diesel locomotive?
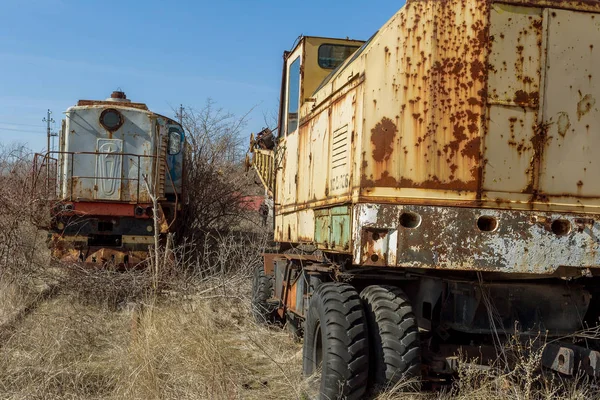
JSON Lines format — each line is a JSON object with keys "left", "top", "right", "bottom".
{"left": 35, "top": 91, "right": 186, "bottom": 267}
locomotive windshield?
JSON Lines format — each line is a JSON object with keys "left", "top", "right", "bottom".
{"left": 168, "top": 127, "right": 183, "bottom": 155}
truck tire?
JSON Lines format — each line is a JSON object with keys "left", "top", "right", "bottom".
{"left": 302, "top": 282, "right": 369, "bottom": 400}
{"left": 251, "top": 265, "right": 278, "bottom": 324}
{"left": 360, "top": 285, "right": 421, "bottom": 392}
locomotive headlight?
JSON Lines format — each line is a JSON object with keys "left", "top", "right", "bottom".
{"left": 100, "top": 108, "right": 123, "bottom": 131}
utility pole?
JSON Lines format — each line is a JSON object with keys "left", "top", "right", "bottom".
{"left": 42, "top": 109, "right": 55, "bottom": 196}
{"left": 42, "top": 109, "right": 54, "bottom": 154}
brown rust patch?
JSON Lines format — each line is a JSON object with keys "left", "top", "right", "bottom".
{"left": 470, "top": 60, "right": 486, "bottom": 82}
{"left": 577, "top": 94, "right": 596, "bottom": 120}
{"left": 371, "top": 117, "right": 398, "bottom": 162}
{"left": 461, "top": 137, "right": 481, "bottom": 159}
{"left": 398, "top": 176, "right": 478, "bottom": 192}
{"left": 467, "top": 97, "right": 483, "bottom": 107}
{"left": 444, "top": 124, "right": 468, "bottom": 158}
{"left": 514, "top": 90, "right": 539, "bottom": 107}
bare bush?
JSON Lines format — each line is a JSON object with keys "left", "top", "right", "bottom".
{"left": 53, "top": 265, "right": 155, "bottom": 310}
{"left": 0, "top": 144, "right": 49, "bottom": 278}
{"left": 177, "top": 99, "right": 259, "bottom": 235}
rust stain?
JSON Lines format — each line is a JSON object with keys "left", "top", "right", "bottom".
{"left": 577, "top": 94, "right": 596, "bottom": 120}
{"left": 361, "top": 173, "right": 477, "bottom": 191}
{"left": 444, "top": 124, "right": 468, "bottom": 158}
{"left": 371, "top": 117, "right": 398, "bottom": 162}
{"left": 526, "top": 122, "right": 550, "bottom": 198}
{"left": 398, "top": 176, "right": 478, "bottom": 191}
{"left": 514, "top": 90, "right": 539, "bottom": 107}
{"left": 470, "top": 60, "right": 486, "bottom": 82}
{"left": 461, "top": 137, "right": 481, "bottom": 159}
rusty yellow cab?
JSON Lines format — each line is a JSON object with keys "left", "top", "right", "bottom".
{"left": 249, "top": 1, "right": 600, "bottom": 397}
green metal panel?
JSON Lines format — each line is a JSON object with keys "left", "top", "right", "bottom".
{"left": 314, "top": 206, "right": 351, "bottom": 251}
{"left": 314, "top": 209, "right": 329, "bottom": 245}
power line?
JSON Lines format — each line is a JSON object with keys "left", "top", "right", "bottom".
{"left": 0, "top": 121, "right": 45, "bottom": 128}
{"left": 0, "top": 127, "right": 42, "bottom": 134}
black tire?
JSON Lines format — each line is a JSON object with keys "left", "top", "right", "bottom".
{"left": 360, "top": 285, "right": 421, "bottom": 392}
{"left": 302, "top": 282, "right": 369, "bottom": 400}
{"left": 251, "top": 265, "right": 278, "bottom": 324}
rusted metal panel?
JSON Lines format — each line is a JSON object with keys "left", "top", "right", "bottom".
{"left": 274, "top": 213, "right": 284, "bottom": 241}
{"left": 352, "top": 203, "right": 600, "bottom": 274}
{"left": 62, "top": 106, "right": 156, "bottom": 203}
{"left": 483, "top": 4, "right": 544, "bottom": 195}
{"left": 498, "top": 0, "right": 600, "bottom": 13}
{"left": 61, "top": 201, "right": 150, "bottom": 217}
{"left": 312, "top": 206, "right": 351, "bottom": 251}
{"left": 328, "top": 93, "right": 355, "bottom": 199}
{"left": 330, "top": 206, "right": 351, "bottom": 251}
{"left": 360, "top": 0, "right": 487, "bottom": 195}
{"left": 296, "top": 123, "right": 312, "bottom": 205}
{"left": 539, "top": 9, "right": 600, "bottom": 199}
{"left": 76, "top": 99, "right": 148, "bottom": 110}
{"left": 314, "top": 209, "right": 329, "bottom": 245}
{"left": 279, "top": 133, "right": 299, "bottom": 208}
{"left": 483, "top": 108, "right": 538, "bottom": 193}
{"left": 487, "top": 4, "right": 543, "bottom": 107}
{"left": 308, "top": 110, "right": 329, "bottom": 200}
{"left": 296, "top": 209, "right": 315, "bottom": 242}
{"left": 280, "top": 213, "right": 298, "bottom": 242}
{"left": 262, "top": 253, "right": 282, "bottom": 275}
{"left": 50, "top": 233, "right": 148, "bottom": 267}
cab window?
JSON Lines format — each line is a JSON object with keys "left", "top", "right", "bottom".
{"left": 286, "top": 57, "right": 300, "bottom": 135}
{"left": 168, "top": 127, "right": 183, "bottom": 155}
{"left": 318, "top": 44, "right": 360, "bottom": 69}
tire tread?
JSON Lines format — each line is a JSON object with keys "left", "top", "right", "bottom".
{"left": 361, "top": 285, "right": 421, "bottom": 391}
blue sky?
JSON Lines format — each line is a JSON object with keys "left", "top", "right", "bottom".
{"left": 0, "top": 0, "right": 404, "bottom": 151}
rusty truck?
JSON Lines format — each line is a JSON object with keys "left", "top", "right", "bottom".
{"left": 248, "top": 0, "right": 600, "bottom": 398}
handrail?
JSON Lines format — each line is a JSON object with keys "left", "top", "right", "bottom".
{"left": 164, "top": 157, "right": 178, "bottom": 229}
{"left": 39, "top": 150, "right": 160, "bottom": 202}
{"left": 32, "top": 152, "right": 58, "bottom": 199}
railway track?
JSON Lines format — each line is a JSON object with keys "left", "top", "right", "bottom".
{"left": 0, "top": 284, "right": 59, "bottom": 345}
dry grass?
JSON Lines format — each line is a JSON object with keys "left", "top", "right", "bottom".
{"left": 376, "top": 339, "right": 599, "bottom": 400}
{"left": 115, "top": 291, "right": 302, "bottom": 399}
{"left": 0, "top": 277, "right": 35, "bottom": 326}
{"left": 0, "top": 279, "right": 303, "bottom": 400}
{"left": 0, "top": 268, "right": 598, "bottom": 400}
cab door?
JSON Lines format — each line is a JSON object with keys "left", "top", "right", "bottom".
{"left": 277, "top": 44, "right": 303, "bottom": 210}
